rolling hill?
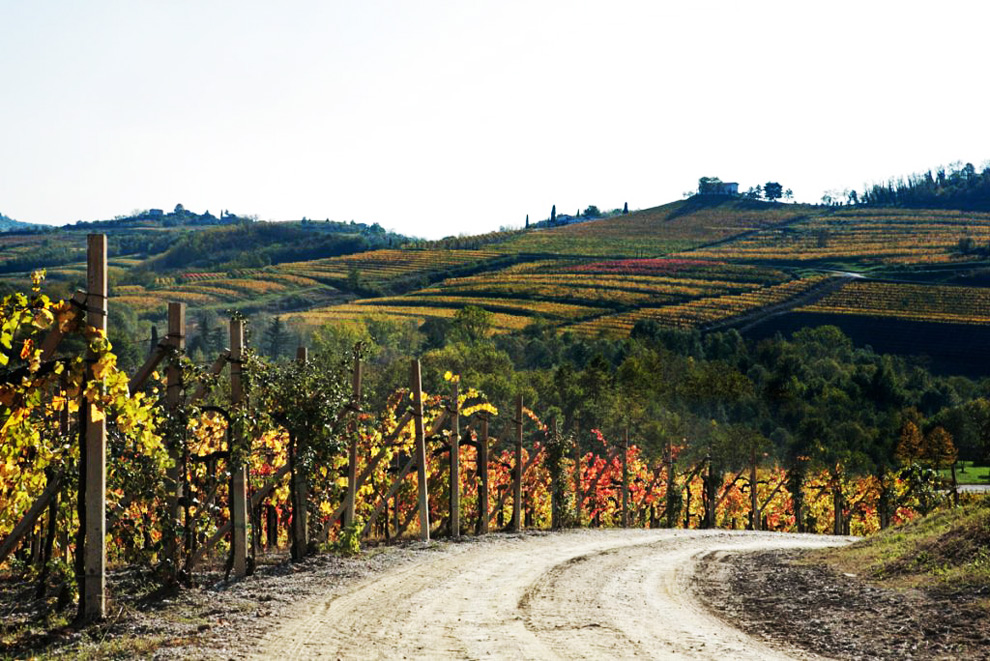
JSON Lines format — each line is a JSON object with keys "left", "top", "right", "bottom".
{"left": 4, "top": 196, "right": 990, "bottom": 374}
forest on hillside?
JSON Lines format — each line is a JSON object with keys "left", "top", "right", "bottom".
{"left": 306, "top": 307, "right": 987, "bottom": 502}
{"left": 857, "top": 161, "right": 990, "bottom": 211}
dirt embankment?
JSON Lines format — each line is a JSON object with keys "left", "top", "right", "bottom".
{"left": 697, "top": 549, "right": 990, "bottom": 661}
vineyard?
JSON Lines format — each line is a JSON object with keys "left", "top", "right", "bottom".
{"left": 287, "top": 258, "right": 799, "bottom": 337}
{"left": 683, "top": 207, "right": 990, "bottom": 265}
{"left": 492, "top": 199, "right": 814, "bottom": 257}
{"left": 1, "top": 236, "right": 953, "bottom": 632}
{"left": 798, "top": 280, "right": 990, "bottom": 325}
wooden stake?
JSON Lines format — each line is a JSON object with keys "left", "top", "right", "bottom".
{"left": 229, "top": 318, "right": 248, "bottom": 577}
{"left": 574, "top": 440, "right": 582, "bottom": 526}
{"left": 164, "top": 302, "right": 185, "bottom": 576}
{"left": 290, "top": 347, "right": 309, "bottom": 560}
{"left": 81, "top": 234, "right": 107, "bottom": 621}
{"left": 449, "top": 380, "right": 460, "bottom": 537}
{"left": 344, "top": 352, "right": 362, "bottom": 527}
{"left": 622, "top": 427, "right": 630, "bottom": 528}
{"left": 477, "top": 415, "right": 489, "bottom": 535}
{"left": 512, "top": 395, "right": 523, "bottom": 532}
{"left": 666, "top": 438, "right": 675, "bottom": 529}
{"left": 412, "top": 360, "right": 430, "bottom": 541}
{"left": 750, "top": 447, "right": 760, "bottom": 531}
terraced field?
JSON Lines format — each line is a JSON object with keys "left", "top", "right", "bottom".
{"left": 683, "top": 207, "right": 990, "bottom": 265}
{"left": 276, "top": 248, "right": 504, "bottom": 286}
{"left": 566, "top": 276, "right": 830, "bottom": 337}
{"left": 798, "top": 280, "right": 990, "bottom": 325}
{"left": 494, "top": 199, "right": 813, "bottom": 257}
{"left": 287, "top": 257, "right": 800, "bottom": 337}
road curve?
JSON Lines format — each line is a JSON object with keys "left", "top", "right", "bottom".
{"left": 255, "top": 529, "right": 852, "bottom": 660}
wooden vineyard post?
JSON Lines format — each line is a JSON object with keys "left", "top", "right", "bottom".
{"left": 412, "top": 360, "right": 430, "bottom": 541}
{"left": 290, "top": 347, "right": 309, "bottom": 560}
{"left": 512, "top": 395, "right": 523, "bottom": 532}
{"left": 574, "top": 439, "right": 582, "bottom": 526}
{"left": 477, "top": 414, "right": 490, "bottom": 535}
{"left": 80, "top": 234, "right": 107, "bottom": 621}
{"left": 665, "top": 438, "right": 675, "bottom": 529}
{"left": 750, "top": 447, "right": 760, "bottom": 531}
{"left": 622, "top": 427, "right": 630, "bottom": 528}
{"left": 344, "top": 352, "right": 362, "bottom": 528}
{"left": 164, "top": 302, "right": 185, "bottom": 576}
{"left": 229, "top": 318, "right": 249, "bottom": 577}
{"left": 449, "top": 379, "right": 460, "bottom": 537}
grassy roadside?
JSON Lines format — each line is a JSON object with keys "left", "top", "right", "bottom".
{"left": 939, "top": 461, "right": 990, "bottom": 485}
{"left": 813, "top": 498, "right": 990, "bottom": 601}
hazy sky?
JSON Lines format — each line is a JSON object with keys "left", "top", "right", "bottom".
{"left": 2, "top": 1, "right": 988, "bottom": 238}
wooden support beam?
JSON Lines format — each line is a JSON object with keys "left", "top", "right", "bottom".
{"left": 489, "top": 445, "right": 543, "bottom": 525}
{"left": 81, "top": 233, "right": 107, "bottom": 621}
{"left": 361, "top": 454, "right": 416, "bottom": 537}
{"left": 512, "top": 395, "right": 523, "bottom": 532}
{"left": 189, "top": 351, "right": 231, "bottom": 404}
{"left": 127, "top": 345, "right": 167, "bottom": 394}
{"left": 449, "top": 380, "right": 460, "bottom": 537}
{"left": 229, "top": 318, "right": 248, "bottom": 577}
{"left": 715, "top": 466, "right": 748, "bottom": 510}
{"left": 0, "top": 473, "right": 62, "bottom": 567}
{"left": 39, "top": 291, "right": 86, "bottom": 363}
{"left": 188, "top": 463, "right": 290, "bottom": 569}
{"left": 412, "top": 359, "right": 429, "bottom": 542}
{"left": 760, "top": 476, "right": 789, "bottom": 513}
{"left": 318, "top": 411, "right": 416, "bottom": 541}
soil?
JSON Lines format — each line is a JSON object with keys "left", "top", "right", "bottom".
{"left": 695, "top": 549, "right": 990, "bottom": 661}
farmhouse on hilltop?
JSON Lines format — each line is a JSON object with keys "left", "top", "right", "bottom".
{"left": 697, "top": 177, "right": 739, "bottom": 196}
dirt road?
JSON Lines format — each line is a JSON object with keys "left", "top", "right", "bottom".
{"left": 256, "top": 529, "right": 853, "bottom": 660}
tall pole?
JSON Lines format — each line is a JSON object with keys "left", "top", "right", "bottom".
{"left": 512, "top": 395, "right": 523, "bottom": 532}
{"left": 412, "top": 360, "right": 430, "bottom": 541}
{"left": 229, "top": 318, "right": 248, "bottom": 577}
{"left": 290, "top": 347, "right": 309, "bottom": 559}
{"left": 81, "top": 234, "right": 107, "bottom": 621}
{"left": 478, "top": 414, "right": 490, "bottom": 535}
{"left": 622, "top": 427, "right": 630, "bottom": 528}
{"left": 165, "top": 302, "right": 185, "bottom": 575}
{"left": 449, "top": 379, "right": 460, "bottom": 537}
{"left": 750, "top": 446, "right": 760, "bottom": 531}
{"left": 574, "top": 435, "right": 583, "bottom": 526}
{"left": 344, "top": 352, "right": 362, "bottom": 528}
{"left": 666, "top": 438, "right": 675, "bottom": 529}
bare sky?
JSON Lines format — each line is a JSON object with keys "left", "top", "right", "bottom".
{"left": 2, "top": 1, "right": 988, "bottom": 238}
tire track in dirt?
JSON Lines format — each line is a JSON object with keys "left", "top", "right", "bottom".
{"left": 256, "top": 529, "right": 852, "bottom": 660}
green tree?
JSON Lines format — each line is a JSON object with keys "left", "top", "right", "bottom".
{"left": 583, "top": 205, "right": 601, "bottom": 218}
{"left": 450, "top": 305, "right": 493, "bottom": 344}
{"left": 764, "top": 182, "right": 783, "bottom": 202}
{"left": 263, "top": 316, "right": 292, "bottom": 360}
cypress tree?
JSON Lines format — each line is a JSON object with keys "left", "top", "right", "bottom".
{"left": 550, "top": 205, "right": 556, "bottom": 224}
{"left": 623, "top": 202, "right": 628, "bottom": 214}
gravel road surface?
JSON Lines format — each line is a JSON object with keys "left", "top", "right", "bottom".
{"left": 256, "top": 529, "right": 853, "bottom": 660}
